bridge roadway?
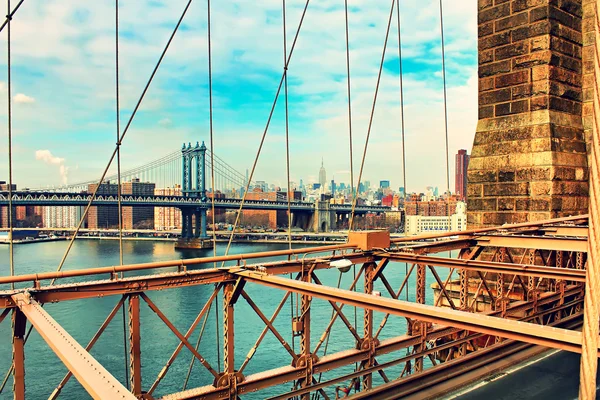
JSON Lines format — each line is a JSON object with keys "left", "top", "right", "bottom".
{"left": 0, "top": 191, "right": 389, "bottom": 214}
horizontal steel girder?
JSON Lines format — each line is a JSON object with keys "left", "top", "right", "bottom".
{"left": 475, "top": 234, "right": 587, "bottom": 252}
{"left": 235, "top": 270, "right": 595, "bottom": 354}
{"left": 379, "top": 253, "right": 587, "bottom": 282}
{"left": 0, "top": 253, "right": 374, "bottom": 308}
{"left": 0, "top": 243, "right": 356, "bottom": 286}
{"left": 10, "top": 293, "right": 134, "bottom": 400}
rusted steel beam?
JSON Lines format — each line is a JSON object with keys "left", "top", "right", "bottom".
{"left": 310, "top": 273, "right": 362, "bottom": 343}
{"left": 236, "top": 271, "right": 591, "bottom": 353}
{"left": 390, "top": 214, "right": 588, "bottom": 244}
{"left": 380, "top": 252, "right": 586, "bottom": 282}
{"left": 163, "top": 292, "right": 580, "bottom": 400}
{"left": 147, "top": 286, "right": 220, "bottom": 396}
{"left": 541, "top": 226, "right": 589, "bottom": 237}
{"left": 129, "top": 294, "right": 142, "bottom": 396}
{"left": 402, "top": 237, "right": 476, "bottom": 254}
{"left": 0, "top": 243, "right": 357, "bottom": 286}
{"left": 49, "top": 296, "right": 126, "bottom": 400}
{"left": 139, "top": 293, "right": 219, "bottom": 379}
{"left": 299, "top": 272, "right": 313, "bottom": 400}
{"left": 312, "top": 266, "right": 364, "bottom": 355}
{"left": 10, "top": 293, "right": 133, "bottom": 399}
{"left": 362, "top": 262, "right": 375, "bottom": 390}
{"left": 239, "top": 291, "right": 291, "bottom": 374}
{"left": 476, "top": 234, "right": 588, "bottom": 252}
{"left": 241, "top": 290, "right": 297, "bottom": 361}
{"left": 0, "top": 254, "right": 375, "bottom": 308}
{"left": 12, "top": 308, "right": 25, "bottom": 400}
{"left": 390, "top": 214, "right": 589, "bottom": 243}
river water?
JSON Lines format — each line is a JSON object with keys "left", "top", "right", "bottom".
{"left": 0, "top": 239, "right": 447, "bottom": 399}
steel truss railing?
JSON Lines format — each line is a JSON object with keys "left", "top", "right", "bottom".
{"left": 0, "top": 217, "right": 593, "bottom": 399}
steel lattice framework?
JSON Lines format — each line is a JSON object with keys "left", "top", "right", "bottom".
{"left": 0, "top": 216, "right": 594, "bottom": 399}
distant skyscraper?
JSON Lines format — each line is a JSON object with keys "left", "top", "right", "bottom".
{"left": 455, "top": 149, "right": 470, "bottom": 200}
{"left": 380, "top": 180, "right": 390, "bottom": 189}
{"left": 319, "top": 159, "right": 327, "bottom": 190}
{"left": 331, "top": 179, "right": 336, "bottom": 196}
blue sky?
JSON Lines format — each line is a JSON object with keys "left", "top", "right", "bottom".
{"left": 0, "top": 0, "right": 478, "bottom": 193}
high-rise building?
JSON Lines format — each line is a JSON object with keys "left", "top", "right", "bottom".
{"left": 0, "top": 181, "right": 17, "bottom": 228}
{"left": 87, "top": 182, "right": 119, "bottom": 229}
{"left": 455, "top": 149, "right": 469, "bottom": 200}
{"left": 122, "top": 179, "right": 155, "bottom": 229}
{"left": 319, "top": 159, "right": 327, "bottom": 191}
{"left": 331, "top": 179, "right": 336, "bottom": 196}
{"left": 43, "top": 206, "right": 84, "bottom": 228}
{"left": 154, "top": 186, "right": 182, "bottom": 230}
{"left": 87, "top": 179, "right": 156, "bottom": 229}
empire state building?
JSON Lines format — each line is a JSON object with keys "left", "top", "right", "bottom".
{"left": 319, "top": 159, "right": 326, "bottom": 191}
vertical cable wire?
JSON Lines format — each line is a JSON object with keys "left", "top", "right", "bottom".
{"left": 439, "top": 0, "right": 451, "bottom": 223}
{"left": 115, "top": 1, "right": 128, "bottom": 388}
{"left": 208, "top": 0, "right": 217, "bottom": 258}
{"left": 344, "top": 0, "right": 355, "bottom": 221}
{"left": 343, "top": 0, "right": 358, "bottom": 377}
{"left": 220, "top": 0, "right": 311, "bottom": 263}
{"left": 347, "top": 0, "right": 395, "bottom": 234}
{"left": 281, "top": 0, "right": 296, "bottom": 357}
{"left": 283, "top": 0, "right": 292, "bottom": 251}
{"left": 115, "top": 0, "right": 124, "bottom": 267}
{"left": 396, "top": 0, "right": 409, "bottom": 304}
{"left": 6, "top": 0, "right": 14, "bottom": 287}
{"left": 206, "top": 0, "right": 221, "bottom": 373}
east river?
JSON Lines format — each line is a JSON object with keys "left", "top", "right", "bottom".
{"left": 0, "top": 239, "right": 449, "bottom": 399}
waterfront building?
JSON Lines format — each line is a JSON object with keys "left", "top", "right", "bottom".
{"left": 43, "top": 206, "right": 84, "bottom": 228}
{"left": 405, "top": 201, "right": 467, "bottom": 235}
{"left": 154, "top": 186, "right": 182, "bottom": 231}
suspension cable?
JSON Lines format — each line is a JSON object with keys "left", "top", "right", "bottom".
{"left": 347, "top": 0, "right": 396, "bottom": 234}
{"left": 220, "top": 0, "right": 311, "bottom": 264}
{"left": 115, "top": 0, "right": 124, "bottom": 268}
{"left": 396, "top": 0, "right": 409, "bottom": 304}
{"left": 0, "top": 0, "right": 23, "bottom": 33}
{"left": 439, "top": 0, "right": 451, "bottom": 220}
{"left": 208, "top": 0, "right": 217, "bottom": 258}
{"left": 206, "top": 0, "right": 221, "bottom": 374}
{"left": 344, "top": 0, "right": 355, "bottom": 220}
{"left": 281, "top": 0, "right": 297, "bottom": 365}
{"left": 6, "top": 0, "right": 14, "bottom": 287}
{"left": 344, "top": 0, "right": 358, "bottom": 379}
{"left": 55, "top": 0, "right": 195, "bottom": 272}
{"left": 283, "top": 0, "right": 292, "bottom": 251}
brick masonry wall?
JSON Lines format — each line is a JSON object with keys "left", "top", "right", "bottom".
{"left": 468, "top": 0, "right": 589, "bottom": 227}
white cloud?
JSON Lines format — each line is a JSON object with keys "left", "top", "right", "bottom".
{"left": 14, "top": 93, "right": 35, "bottom": 104}
{"left": 35, "top": 149, "right": 70, "bottom": 185}
{"left": 158, "top": 117, "right": 173, "bottom": 127}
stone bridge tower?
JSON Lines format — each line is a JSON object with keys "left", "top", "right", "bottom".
{"left": 468, "top": 0, "right": 591, "bottom": 227}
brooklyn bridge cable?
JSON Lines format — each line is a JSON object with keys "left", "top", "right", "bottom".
{"left": 55, "top": 0, "right": 196, "bottom": 273}
{"left": 347, "top": 0, "right": 396, "bottom": 234}
{"left": 6, "top": 0, "right": 14, "bottom": 287}
{"left": 220, "top": 0, "right": 312, "bottom": 264}
{"left": 0, "top": 0, "right": 23, "bottom": 33}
